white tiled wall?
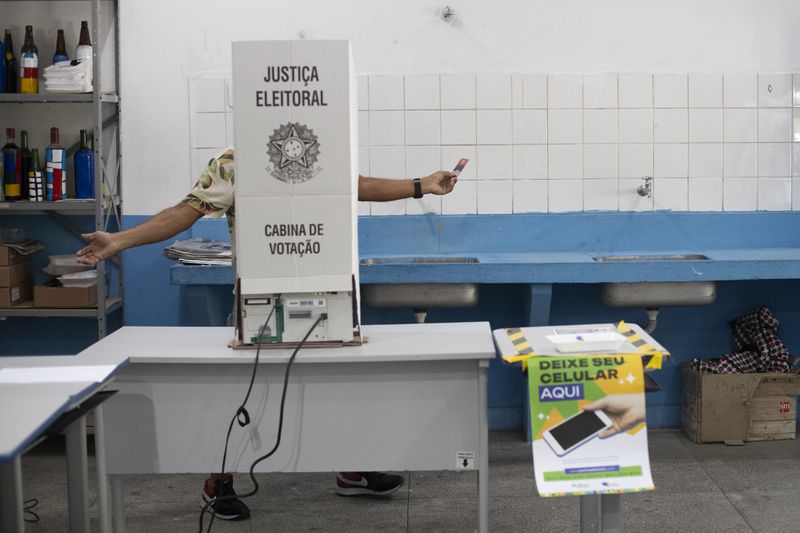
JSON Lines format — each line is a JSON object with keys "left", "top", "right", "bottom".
{"left": 188, "top": 72, "right": 800, "bottom": 215}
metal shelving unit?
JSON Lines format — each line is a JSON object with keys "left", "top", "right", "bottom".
{"left": 0, "top": 297, "right": 122, "bottom": 317}
{"left": 0, "top": 93, "right": 119, "bottom": 103}
{"left": 0, "top": 0, "right": 122, "bottom": 338}
{"left": 0, "top": 200, "right": 96, "bottom": 213}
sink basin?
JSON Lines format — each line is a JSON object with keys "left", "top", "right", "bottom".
{"left": 361, "top": 283, "right": 479, "bottom": 309}
{"left": 593, "top": 254, "right": 709, "bottom": 262}
{"left": 360, "top": 257, "right": 479, "bottom": 266}
{"left": 598, "top": 281, "right": 717, "bottom": 307}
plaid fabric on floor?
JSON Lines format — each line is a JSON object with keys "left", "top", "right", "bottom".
{"left": 693, "top": 306, "right": 796, "bottom": 374}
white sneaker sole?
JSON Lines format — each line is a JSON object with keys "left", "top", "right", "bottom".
{"left": 335, "top": 481, "right": 404, "bottom": 497}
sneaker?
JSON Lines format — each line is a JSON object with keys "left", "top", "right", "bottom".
{"left": 201, "top": 475, "right": 251, "bottom": 521}
{"left": 335, "top": 472, "right": 404, "bottom": 497}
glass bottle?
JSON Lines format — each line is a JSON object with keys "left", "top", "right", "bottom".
{"left": 75, "top": 21, "right": 92, "bottom": 62}
{"left": 75, "top": 129, "right": 94, "bottom": 199}
{"left": 28, "top": 148, "right": 43, "bottom": 202}
{"left": 2, "top": 128, "right": 21, "bottom": 201}
{"left": 45, "top": 127, "right": 67, "bottom": 201}
{"left": 19, "top": 130, "right": 32, "bottom": 200}
{"left": 3, "top": 30, "right": 16, "bottom": 93}
{"left": 19, "top": 25, "right": 38, "bottom": 94}
{"left": 53, "top": 29, "right": 69, "bottom": 64}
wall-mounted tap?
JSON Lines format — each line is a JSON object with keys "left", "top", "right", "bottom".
{"left": 637, "top": 176, "right": 653, "bottom": 198}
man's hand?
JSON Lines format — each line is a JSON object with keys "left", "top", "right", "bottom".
{"left": 583, "top": 394, "right": 646, "bottom": 438}
{"left": 76, "top": 231, "right": 120, "bottom": 265}
{"left": 421, "top": 171, "right": 458, "bottom": 195}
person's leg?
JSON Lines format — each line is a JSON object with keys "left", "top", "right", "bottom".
{"left": 201, "top": 473, "right": 250, "bottom": 520}
{"left": 335, "top": 472, "right": 404, "bottom": 496}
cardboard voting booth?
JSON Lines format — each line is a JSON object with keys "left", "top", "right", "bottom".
{"left": 231, "top": 40, "right": 360, "bottom": 346}
{"left": 494, "top": 322, "right": 670, "bottom": 497}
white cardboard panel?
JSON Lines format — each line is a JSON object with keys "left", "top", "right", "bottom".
{"left": 235, "top": 195, "right": 354, "bottom": 293}
{"left": 232, "top": 40, "right": 356, "bottom": 198}
{"left": 232, "top": 40, "right": 357, "bottom": 296}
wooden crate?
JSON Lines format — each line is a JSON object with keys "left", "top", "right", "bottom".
{"left": 681, "top": 362, "right": 800, "bottom": 443}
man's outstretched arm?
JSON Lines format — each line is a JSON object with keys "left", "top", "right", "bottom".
{"left": 76, "top": 202, "right": 204, "bottom": 265}
{"left": 358, "top": 171, "right": 457, "bottom": 202}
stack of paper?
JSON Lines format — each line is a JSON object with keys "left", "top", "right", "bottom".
{"left": 43, "top": 60, "right": 93, "bottom": 93}
{"left": 0, "top": 239, "right": 44, "bottom": 255}
{"left": 163, "top": 238, "right": 232, "bottom": 266}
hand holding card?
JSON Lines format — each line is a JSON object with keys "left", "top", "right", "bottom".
{"left": 453, "top": 158, "right": 469, "bottom": 176}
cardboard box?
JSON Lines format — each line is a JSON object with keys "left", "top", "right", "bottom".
{"left": 34, "top": 280, "right": 97, "bottom": 308}
{"left": 681, "top": 362, "right": 800, "bottom": 443}
{"left": 0, "top": 279, "right": 33, "bottom": 307}
{"left": 0, "top": 245, "right": 26, "bottom": 266}
{"left": 0, "top": 259, "right": 32, "bottom": 287}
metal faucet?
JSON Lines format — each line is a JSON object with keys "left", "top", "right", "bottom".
{"left": 441, "top": 5, "right": 457, "bottom": 22}
{"left": 637, "top": 176, "right": 653, "bottom": 198}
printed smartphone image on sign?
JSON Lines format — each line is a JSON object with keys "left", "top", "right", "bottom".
{"left": 543, "top": 409, "right": 613, "bottom": 456}
{"left": 452, "top": 158, "right": 469, "bottom": 175}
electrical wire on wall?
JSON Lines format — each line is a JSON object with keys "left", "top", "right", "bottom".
{"left": 198, "top": 311, "right": 326, "bottom": 533}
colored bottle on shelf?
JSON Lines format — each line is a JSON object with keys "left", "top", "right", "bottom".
{"left": 75, "top": 129, "right": 94, "bottom": 199}
{"left": 75, "top": 21, "right": 93, "bottom": 87}
{"left": 2, "top": 128, "right": 22, "bottom": 201}
{"left": 19, "top": 130, "right": 32, "bottom": 200}
{"left": 19, "top": 25, "right": 38, "bottom": 94}
{"left": 45, "top": 127, "right": 67, "bottom": 200}
{"left": 3, "top": 30, "right": 16, "bottom": 93}
{"left": 53, "top": 29, "right": 69, "bottom": 64}
{"left": 28, "top": 148, "right": 43, "bottom": 202}
{"left": 75, "top": 21, "right": 92, "bottom": 62}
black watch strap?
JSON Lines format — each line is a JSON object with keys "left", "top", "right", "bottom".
{"left": 413, "top": 177, "right": 423, "bottom": 199}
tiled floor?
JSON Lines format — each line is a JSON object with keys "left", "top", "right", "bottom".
{"left": 18, "top": 429, "right": 800, "bottom": 532}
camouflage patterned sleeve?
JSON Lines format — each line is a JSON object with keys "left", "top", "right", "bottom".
{"left": 182, "top": 149, "right": 235, "bottom": 219}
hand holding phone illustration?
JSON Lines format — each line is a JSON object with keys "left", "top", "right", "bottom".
{"left": 583, "top": 394, "right": 646, "bottom": 438}
{"left": 542, "top": 409, "right": 613, "bottom": 456}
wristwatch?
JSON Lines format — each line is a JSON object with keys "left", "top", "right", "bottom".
{"left": 413, "top": 177, "right": 423, "bottom": 199}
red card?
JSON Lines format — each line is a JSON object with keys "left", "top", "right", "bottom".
{"left": 453, "top": 158, "right": 469, "bottom": 175}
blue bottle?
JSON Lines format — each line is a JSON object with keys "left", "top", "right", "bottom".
{"left": 52, "top": 29, "right": 69, "bottom": 64}
{"left": 74, "top": 129, "right": 94, "bottom": 199}
{"left": 45, "top": 127, "right": 67, "bottom": 200}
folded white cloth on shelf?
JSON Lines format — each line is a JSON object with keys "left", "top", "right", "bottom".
{"left": 43, "top": 59, "right": 93, "bottom": 93}
{"left": 45, "top": 84, "right": 94, "bottom": 93}
{"left": 44, "top": 59, "right": 91, "bottom": 77}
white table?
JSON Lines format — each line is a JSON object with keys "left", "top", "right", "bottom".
{"left": 79, "top": 322, "right": 495, "bottom": 533}
{"left": 0, "top": 355, "right": 129, "bottom": 533}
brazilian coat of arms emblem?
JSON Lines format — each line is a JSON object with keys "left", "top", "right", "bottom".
{"left": 266, "top": 122, "right": 321, "bottom": 183}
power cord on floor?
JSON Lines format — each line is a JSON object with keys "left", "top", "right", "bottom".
{"left": 24, "top": 498, "right": 39, "bottom": 523}
{"left": 198, "top": 312, "right": 326, "bottom": 533}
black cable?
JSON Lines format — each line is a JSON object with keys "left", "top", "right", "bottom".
{"left": 199, "top": 312, "right": 325, "bottom": 533}
{"left": 202, "top": 304, "right": 275, "bottom": 532}
{"left": 24, "top": 498, "right": 39, "bottom": 523}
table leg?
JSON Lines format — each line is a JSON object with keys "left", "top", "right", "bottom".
{"left": 478, "top": 361, "right": 489, "bottom": 533}
{"left": 65, "top": 415, "right": 90, "bottom": 533}
{"left": 111, "top": 475, "right": 127, "bottom": 533}
{"left": 580, "top": 494, "right": 601, "bottom": 533}
{"left": 0, "top": 455, "right": 24, "bottom": 533}
{"left": 95, "top": 404, "right": 111, "bottom": 533}
{"left": 601, "top": 493, "right": 623, "bottom": 532}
